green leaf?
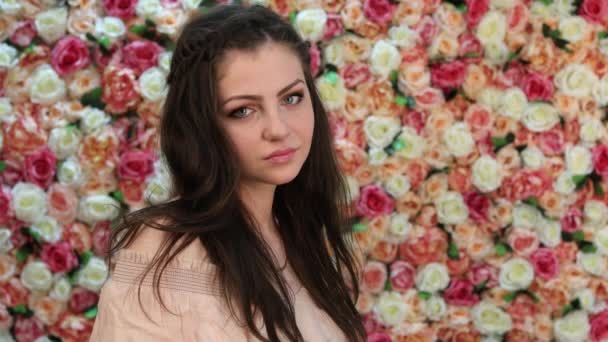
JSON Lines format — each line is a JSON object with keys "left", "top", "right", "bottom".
{"left": 495, "top": 242, "right": 511, "bottom": 256}
{"left": 111, "top": 190, "right": 124, "bottom": 203}
{"left": 572, "top": 230, "right": 585, "bottom": 241}
{"left": 447, "top": 242, "right": 460, "bottom": 260}
{"left": 11, "top": 304, "right": 27, "bottom": 314}
{"left": 15, "top": 247, "right": 31, "bottom": 263}
{"left": 580, "top": 241, "right": 598, "bottom": 253}
{"left": 80, "top": 86, "right": 105, "bottom": 110}
{"left": 389, "top": 69, "right": 398, "bottom": 83}
{"left": 521, "top": 289, "right": 540, "bottom": 303}
{"left": 395, "top": 94, "right": 407, "bottom": 107}
{"left": 406, "top": 96, "right": 416, "bottom": 109}
{"left": 598, "top": 31, "right": 608, "bottom": 40}
{"left": 473, "top": 279, "right": 488, "bottom": 293}
{"left": 84, "top": 305, "right": 98, "bottom": 319}
{"left": 539, "top": 0, "right": 553, "bottom": 4}
{"left": 492, "top": 133, "right": 515, "bottom": 150}
{"left": 352, "top": 223, "right": 367, "bottom": 232}
{"left": 594, "top": 180, "right": 604, "bottom": 196}
{"left": 98, "top": 37, "right": 110, "bottom": 49}
{"left": 324, "top": 71, "right": 338, "bottom": 85}
{"left": 462, "top": 52, "right": 480, "bottom": 58}
{"left": 0, "top": 161, "right": 6, "bottom": 173}
{"left": 289, "top": 11, "right": 297, "bottom": 25}
{"left": 25, "top": 228, "right": 42, "bottom": 243}
{"left": 85, "top": 32, "right": 97, "bottom": 43}
{"left": 79, "top": 250, "right": 93, "bottom": 266}
{"left": 384, "top": 279, "right": 392, "bottom": 291}
{"left": 391, "top": 138, "right": 405, "bottom": 151}
{"left": 455, "top": 3, "right": 467, "bottom": 12}
{"left": 129, "top": 25, "right": 147, "bottom": 36}
{"left": 418, "top": 291, "right": 432, "bottom": 300}
{"left": 503, "top": 291, "right": 517, "bottom": 303}
{"left": 23, "top": 44, "right": 35, "bottom": 54}
{"left": 572, "top": 174, "right": 588, "bottom": 189}
{"left": 145, "top": 19, "right": 156, "bottom": 27}
{"left": 523, "top": 196, "right": 539, "bottom": 208}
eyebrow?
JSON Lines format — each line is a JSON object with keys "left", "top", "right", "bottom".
{"left": 220, "top": 79, "right": 305, "bottom": 106}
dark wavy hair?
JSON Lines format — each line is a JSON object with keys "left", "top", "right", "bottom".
{"left": 107, "top": 3, "right": 366, "bottom": 342}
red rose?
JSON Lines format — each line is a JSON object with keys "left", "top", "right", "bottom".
{"left": 41, "top": 241, "right": 79, "bottom": 273}
{"left": 24, "top": 146, "right": 56, "bottom": 189}
{"left": 9, "top": 20, "right": 37, "bottom": 47}
{"left": 101, "top": 65, "right": 140, "bottom": 114}
{"left": 463, "top": 191, "right": 490, "bottom": 222}
{"left": 323, "top": 16, "right": 344, "bottom": 40}
{"left": 361, "top": 261, "right": 387, "bottom": 294}
{"left": 466, "top": 263, "right": 498, "bottom": 288}
{"left": 465, "top": 0, "right": 490, "bottom": 28}
{"left": 102, "top": 0, "right": 138, "bottom": 20}
{"left": 443, "top": 278, "right": 480, "bottom": 306}
{"left": 69, "top": 287, "right": 99, "bottom": 313}
{"left": 118, "top": 149, "right": 156, "bottom": 182}
{"left": 521, "top": 72, "right": 554, "bottom": 101}
{"left": 309, "top": 43, "right": 321, "bottom": 77}
{"left": 578, "top": 0, "right": 608, "bottom": 24}
{"left": 593, "top": 144, "right": 608, "bottom": 179}
{"left": 389, "top": 260, "right": 416, "bottom": 292}
{"left": 363, "top": 0, "right": 395, "bottom": 24}
{"left": 529, "top": 247, "right": 559, "bottom": 280}
{"left": 536, "top": 127, "right": 565, "bottom": 156}
{"left": 341, "top": 63, "right": 371, "bottom": 89}
{"left": 590, "top": 309, "right": 608, "bottom": 341}
{"left": 430, "top": 60, "right": 467, "bottom": 90}
{"left": 560, "top": 207, "right": 583, "bottom": 233}
{"left": 14, "top": 316, "right": 45, "bottom": 342}
{"left": 356, "top": 184, "right": 395, "bottom": 218}
{"left": 121, "top": 40, "right": 164, "bottom": 76}
{"left": 51, "top": 36, "right": 90, "bottom": 77}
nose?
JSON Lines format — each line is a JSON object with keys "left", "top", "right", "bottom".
{"left": 262, "top": 105, "right": 290, "bottom": 141}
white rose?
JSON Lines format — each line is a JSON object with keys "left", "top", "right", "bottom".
{"left": 577, "top": 251, "right": 606, "bottom": 277}
{"left": 323, "top": 40, "right": 344, "bottom": 68}
{"left": 435, "top": 192, "right": 469, "bottom": 224}
{"left": 537, "top": 217, "right": 562, "bottom": 248}
{"left": 521, "top": 146, "right": 545, "bottom": 169}
{"left": 385, "top": 174, "right": 411, "bottom": 198}
{"left": 0, "top": 229, "right": 13, "bottom": 254}
{"left": 35, "top": 7, "right": 68, "bottom": 44}
{"left": 94, "top": 16, "right": 126, "bottom": 42}
{"left": 498, "top": 87, "right": 528, "bottom": 120}
{"left": 553, "top": 0, "right": 576, "bottom": 16}
{"left": 144, "top": 175, "right": 173, "bottom": 205}
{"left": 388, "top": 25, "right": 420, "bottom": 49}
{"left": 593, "top": 74, "right": 608, "bottom": 107}
{"left": 139, "top": 67, "right": 167, "bottom": 102}
{"left": 363, "top": 116, "right": 401, "bottom": 149}
{"left": 48, "top": 126, "right": 81, "bottom": 160}
{"left": 76, "top": 256, "right": 109, "bottom": 292}
{"left": 182, "top": 0, "right": 203, "bottom": 10}
{"left": 443, "top": 122, "right": 474, "bottom": 157}
{"left": 155, "top": 10, "right": 186, "bottom": 37}
{"left": 477, "top": 87, "right": 503, "bottom": 112}
{"left": 483, "top": 40, "right": 510, "bottom": 65}
{"left": 566, "top": 145, "right": 593, "bottom": 176}
{"left": 388, "top": 213, "right": 412, "bottom": 242}
{"left": 512, "top": 203, "right": 541, "bottom": 230}
{"left": 559, "top": 16, "right": 589, "bottom": 43}
{"left": 368, "top": 147, "right": 389, "bottom": 166}
{"left": 553, "top": 310, "right": 590, "bottom": 342}
{"left": 294, "top": 9, "right": 327, "bottom": 42}
{"left": 29, "top": 64, "right": 67, "bottom": 105}
{"left": 475, "top": 11, "right": 507, "bottom": 45}
{"left": 522, "top": 102, "right": 560, "bottom": 132}
{"left": 79, "top": 107, "right": 111, "bottom": 134}
{"left": 422, "top": 295, "right": 447, "bottom": 321}
{"left": 21, "top": 261, "right": 53, "bottom": 292}
{"left": 369, "top": 40, "right": 400, "bottom": 78}
{"left": 554, "top": 63, "right": 599, "bottom": 98}
{"left": 415, "top": 262, "right": 450, "bottom": 293}
{"left": 499, "top": 257, "right": 535, "bottom": 291}
{"left": 471, "top": 301, "right": 512, "bottom": 335}
{"left": 49, "top": 277, "right": 72, "bottom": 302}
{"left": 10, "top": 182, "right": 47, "bottom": 223}
{"left": 594, "top": 228, "right": 608, "bottom": 256}
{"left": 579, "top": 117, "right": 604, "bottom": 144}
{"left": 472, "top": 155, "right": 503, "bottom": 192}
{"left": 373, "top": 291, "right": 409, "bottom": 327}
{"left": 136, "top": 0, "right": 162, "bottom": 18}
{"left": 575, "top": 288, "right": 595, "bottom": 311}
{"left": 77, "top": 195, "right": 121, "bottom": 225}
{"left": 0, "top": 43, "right": 18, "bottom": 68}
{"left": 159, "top": 51, "right": 173, "bottom": 73}
{"left": 584, "top": 200, "right": 608, "bottom": 226}
{"left": 555, "top": 171, "right": 577, "bottom": 195}
{"left": 57, "top": 156, "right": 84, "bottom": 187}
{"left": 395, "top": 126, "right": 425, "bottom": 160}
{"left": 31, "top": 216, "right": 63, "bottom": 243}
{"left": 0, "top": 97, "right": 14, "bottom": 124}
{"left": 0, "top": 330, "right": 15, "bottom": 342}
{"left": 0, "top": 0, "right": 21, "bottom": 15}
{"left": 315, "top": 75, "right": 346, "bottom": 110}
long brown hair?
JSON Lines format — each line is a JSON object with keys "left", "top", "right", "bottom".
{"left": 107, "top": 4, "right": 366, "bottom": 342}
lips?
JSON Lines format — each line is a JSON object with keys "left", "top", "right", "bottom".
{"left": 264, "top": 148, "right": 297, "bottom": 160}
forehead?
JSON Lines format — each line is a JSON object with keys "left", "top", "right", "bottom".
{"left": 216, "top": 42, "right": 305, "bottom": 96}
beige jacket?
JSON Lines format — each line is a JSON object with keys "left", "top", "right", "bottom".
{"left": 89, "top": 227, "right": 348, "bottom": 341}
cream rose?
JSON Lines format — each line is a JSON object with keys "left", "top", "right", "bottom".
{"left": 475, "top": 11, "right": 507, "bottom": 45}
{"left": 388, "top": 213, "right": 412, "bottom": 242}
{"left": 584, "top": 200, "right": 608, "bottom": 226}
{"left": 35, "top": 7, "right": 68, "bottom": 44}
{"left": 577, "top": 251, "right": 607, "bottom": 277}
{"left": 294, "top": 9, "right": 327, "bottom": 42}
{"left": 139, "top": 67, "right": 167, "bottom": 102}
{"left": 395, "top": 127, "right": 425, "bottom": 160}
{"left": 522, "top": 102, "right": 560, "bottom": 132}
{"left": 472, "top": 155, "right": 503, "bottom": 192}
{"left": 0, "top": 97, "right": 14, "bottom": 124}
{"left": 385, "top": 174, "right": 411, "bottom": 199}
{"left": 31, "top": 216, "right": 63, "bottom": 243}
{"left": 373, "top": 291, "right": 409, "bottom": 327}
{"left": 566, "top": 145, "right": 593, "bottom": 176}
{"left": 10, "top": 182, "right": 48, "bottom": 223}
{"left": 471, "top": 301, "right": 512, "bottom": 335}
{"left": 323, "top": 40, "right": 344, "bottom": 69}
{"left": 0, "top": 0, "right": 21, "bottom": 15}
{"left": 554, "top": 171, "right": 577, "bottom": 195}
{"left": 369, "top": 40, "right": 400, "bottom": 78}
{"left": 76, "top": 256, "right": 109, "bottom": 292}
{"left": 422, "top": 295, "right": 447, "bottom": 321}
{"left": 435, "top": 192, "right": 469, "bottom": 225}
{"left": 48, "top": 126, "right": 82, "bottom": 160}
{"left": 554, "top": 63, "right": 599, "bottom": 98}
{"left": 159, "top": 51, "right": 173, "bottom": 73}
{"left": 363, "top": 116, "right": 402, "bottom": 149}
{"left": 594, "top": 228, "right": 608, "bottom": 256}
{"left": 521, "top": 146, "right": 546, "bottom": 169}
{"left": 553, "top": 0, "right": 576, "bottom": 16}
{"left": 498, "top": 87, "right": 528, "bottom": 120}
{"left": 49, "top": 277, "right": 72, "bottom": 302}
{"left": 144, "top": 175, "right": 173, "bottom": 205}
{"left": 368, "top": 147, "right": 389, "bottom": 166}
{"left": 0, "top": 229, "right": 12, "bottom": 254}
{"left": 537, "top": 217, "right": 562, "bottom": 248}
{"left": 388, "top": 25, "right": 420, "bottom": 49}
{"left": 593, "top": 74, "right": 608, "bottom": 107}
{"left": 136, "top": 0, "right": 162, "bottom": 18}
{"left": 415, "top": 262, "right": 450, "bottom": 293}
{"left": 80, "top": 107, "right": 111, "bottom": 134}
{"left": 574, "top": 288, "right": 595, "bottom": 312}
{"left": 57, "top": 156, "right": 84, "bottom": 187}
{"left": 94, "top": 16, "right": 126, "bottom": 42}
{"left": 499, "top": 257, "right": 535, "bottom": 290}
{"left": 477, "top": 87, "right": 503, "bottom": 111}
{"left": 483, "top": 40, "right": 510, "bottom": 66}
{"left": 29, "top": 64, "right": 67, "bottom": 105}
{"left": 0, "top": 43, "right": 17, "bottom": 68}
{"left": 559, "top": 16, "right": 589, "bottom": 43}
{"left": 553, "top": 310, "right": 590, "bottom": 342}
{"left": 579, "top": 117, "right": 604, "bottom": 144}
{"left": 77, "top": 194, "right": 121, "bottom": 225}
{"left": 443, "top": 122, "right": 475, "bottom": 157}
{"left": 512, "top": 203, "right": 541, "bottom": 230}
{"left": 21, "top": 261, "right": 53, "bottom": 292}
{"left": 315, "top": 75, "right": 346, "bottom": 110}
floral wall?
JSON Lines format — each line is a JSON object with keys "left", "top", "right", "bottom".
{"left": 0, "top": 0, "right": 607, "bottom": 340}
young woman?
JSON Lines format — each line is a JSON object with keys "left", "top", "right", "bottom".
{"left": 89, "top": 4, "right": 367, "bottom": 342}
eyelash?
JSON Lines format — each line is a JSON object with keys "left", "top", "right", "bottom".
{"left": 228, "top": 91, "right": 305, "bottom": 119}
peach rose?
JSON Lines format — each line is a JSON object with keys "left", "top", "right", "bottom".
{"left": 101, "top": 65, "right": 140, "bottom": 115}
{"left": 47, "top": 183, "right": 78, "bottom": 226}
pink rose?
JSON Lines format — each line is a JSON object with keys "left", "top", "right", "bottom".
{"left": 389, "top": 260, "right": 415, "bottom": 292}
{"left": 401, "top": 109, "right": 427, "bottom": 135}
{"left": 92, "top": 221, "right": 112, "bottom": 257}
{"left": 101, "top": 65, "right": 140, "bottom": 114}
{"left": 309, "top": 43, "right": 321, "bottom": 77}
{"left": 341, "top": 63, "right": 371, "bottom": 89}
{"left": 413, "top": 16, "right": 439, "bottom": 45}
{"left": 529, "top": 247, "right": 559, "bottom": 280}
{"left": 466, "top": 263, "right": 498, "bottom": 288}
{"left": 41, "top": 241, "right": 79, "bottom": 273}
{"left": 592, "top": 144, "right": 608, "bottom": 179}
{"left": 464, "top": 104, "right": 494, "bottom": 139}
{"left": 0, "top": 278, "right": 29, "bottom": 307}
{"left": 0, "top": 186, "right": 12, "bottom": 225}
{"left": 323, "top": 16, "right": 344, "bottom": 40}
{"left": 430, "top": 60, "right": 467, "bottom": 90}
{"left": 93, "top": 41, "right": 123, "bottom": 69}
{"left": 47, "top": 183, "right": 78, "bottom": 226}
{"left": 399, "top": 227, "right": 448, "bottom": 266}
{"left": 413, "top": 86, "right": 445, "bottom": 110}
{"left": 102, "top": 0, "right": 138, "bottom": 20}
{"left": 458, "top": 32, "right": 483, "bottom": 61}
{"left": 360, "top": 261, "right": 387, "bottom": 294}
{"left": 465, "top": 0, "right": 490, "bottom": 28}
{"left": 118, "top": 149, "right": 156, "bottom": 182}
{"left": 507, "top": 2, "right": 529, "bottom": 31}
{"left": 578, "top": 0, "right": 608, "bottom": 24}
{"left": 51, "top": 36, "right": 90, "bottom": 77}
{"left": 13, "top": 316, "right": 45, "bottom": 342}
{"left": 507, "top": 227, "right": 539, "bottom": 257}
{"left": 561, "top": 207, "right": 583, "bottom": 233}
{"left": 591, "top": 309, "right": 608, "bottom": 342}
{"left": 355, "top": 184, "right": 395, "bottom": 218}
{"left": 443, "top": 278, "right": 480, "bottom": 306}
{"left": 367, "top": 332, "right": 392, "bottom": 342}
{"left": 9, "top": 20, "right": 37, "bottom": 47}
{"left": 363, "top": 0, "right": 395, "bottom": 24}
{"left": 521, "top": 72, "right": 554, "bottom": 101}
{"left": 24, "top": 146, "right": 57, "bottom": 189}
{"left": 122, "top": 40, "right": 164, "bottom": 76}
{"left": 463, "top": 191, "right": 490, "bottom": 222}
{"left": 69, "top": 287, "right": 99, "bottom": 313}
{"left": 0, "top": 304, "right": 12, "bottom": 331}
{"left": 500, "top": 61, "right": 526, "bottom": 88}
{"left": 160, "top": 0, "right": 181, "bottom": 8}
{"left": 500, "top": 169, "right": 552, "bottom": 201}
{"left": 536, "top": 127, "right": 565, "bottom": 156}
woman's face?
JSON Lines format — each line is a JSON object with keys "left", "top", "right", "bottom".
{"left": 215, "top": 41, "right": 315, "bottom": 189}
